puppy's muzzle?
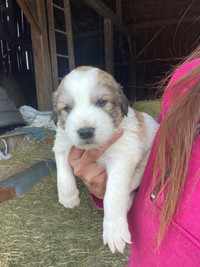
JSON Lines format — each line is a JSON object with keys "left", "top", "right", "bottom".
{"left": 77, "top": 127, "right": 95, "bottom": 140}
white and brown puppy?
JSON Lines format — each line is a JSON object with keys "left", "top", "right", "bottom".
{"left": 53, "top": 66, "right": 159, "bottom": 253}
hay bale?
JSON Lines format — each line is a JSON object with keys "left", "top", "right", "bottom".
{"left": 133, "top": 100, "right": 160, "bottom": 120}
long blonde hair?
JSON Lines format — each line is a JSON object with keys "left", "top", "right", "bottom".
{"left": 153, "top": 46, "right": 200, "bottom": 245}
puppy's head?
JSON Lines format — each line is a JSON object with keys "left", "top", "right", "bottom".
{"left": 53, "top": 66, "right": 129, "bottom": 149}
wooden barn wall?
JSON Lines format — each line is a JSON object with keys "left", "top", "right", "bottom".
{"left": 0, "top": 0, "right": 37, "bottom": 108}
{"left": 134, "top": 22, "right": 200, "bottom": 100}
{"left": 0, "top": 0, "right": 200, "bottom": 107}
{"left": 121, "top": 0, "right": 200, "bottom": 100}
{"left": 73, "top": 30, "right": 132, "bottom": 98}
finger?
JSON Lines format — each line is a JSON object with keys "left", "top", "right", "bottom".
{"left": 88, "top": 164, "right": 106, "bottom": 183}
{"left": 84, "top": 172, "right": 107, "bottom": 199}
{"left": 78, "top": 163, "right": 106, "bottom": 184}
{"left": 68, "top": 146, "right": 84, "bottom": 163}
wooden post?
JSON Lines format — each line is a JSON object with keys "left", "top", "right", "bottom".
{"left": 17, "top": 0, "right": 53, "bottom": 111}
{"left": 104, "top": 18, "right": 114, "bottom": 75}
{"left": 83, "top": 0, "right": 130, "bottom": 38}
{"left": 31, "top": 0, "right": 53, "bottom": 110}
{"left": 116, "top": 0, "right": 122, "bottom": 23}
{"left": 63, "top": 0, "right": 75, "bottom": 71}
{"left": 128, "top": 36, "right": 137, "bottom": 100}
{"left": 46, "top": 0, "right": 59, "bottom": 91}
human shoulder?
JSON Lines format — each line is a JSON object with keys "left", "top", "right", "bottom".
{"left": 171, "top": 58, "right": 200, "bottom": 84}
{"left": 159, "top": 58, "right": 200, "bottom": 120}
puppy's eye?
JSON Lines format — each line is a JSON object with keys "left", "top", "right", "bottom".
{"left": 63, "top": 106, "right": 71, "bottom": 113}
{"left": 96, "top": 99, "right": 107, "bottom": 107}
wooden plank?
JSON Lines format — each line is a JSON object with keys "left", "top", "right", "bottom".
{"left": 136, "top": 26, "right": 165, "bottom": 59}
{"left": 30, "top": 0, "right": 53, "bottom": 110}
{"left": 55, "top": 29, "right": 68, "bottom": 35}
{"left": 17, "top": 0, "right": 53, "bottom": 110}
{"left": 0, "top": 187, "right": 16, "bottom": 203}
{"left": 63, "top": 0, "right": 75, "bottom": 71}
{"left": 129, "top": 14, "right": 200, "bottom": 30}
{"left": 0, "top": 132, "right": 26, "bottom": 139}
{"left": 16, "top": 0, "right": 41, "bottom": 36}
{"left": 83, "top": 0, "right": 130, "bottom": 37}
{"left": 116, "top": 0, "right": 122, "bottom": 23}
{"left": 104, "top": 18, "right": 114, "bottom": 75}
{"left": 74, "top": 29, "right": 103, "bottom": 38}
{"left": 0, "top": 159, "right": 56, "bottom": 200}
{"left": 137, "top": 57, "right": 179, "bottom": 64}
{"left": 127, "top": 36, "right": 136, "bottom": 100}
{"left": 30, "top": 31, "right": 53, "bottom": 111}
{"left": 46, "top": 0, "right": 59, "bottom": 91}
{"left": 57, "top": 53, "right": 69, "bottom": 58}
{"left": 53, "top": 3, "right": 65, "bottom": 11}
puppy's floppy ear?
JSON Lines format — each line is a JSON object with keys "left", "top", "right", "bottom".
{"left": 121, "top": 92, "right": 129, "bottom": 116}
{"left": 117, "top": 85, "right": 129, "bottom": 116}
{"left": 52, "top": 91, "right": 58, "bottom": 125}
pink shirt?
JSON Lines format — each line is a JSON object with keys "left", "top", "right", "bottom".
{"left": 93, "top": 58, "right": 200, "bottom": 266}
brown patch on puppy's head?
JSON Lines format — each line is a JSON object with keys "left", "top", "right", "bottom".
{"left": 94, "top": 69, "right": 129, "bottom": 127}
{"left": 52, "top": 66, "right": 129, "bottom": 129}
{"left": 75, "top": 66, "right": 93, "bottom": 72}
{"left": 52, "top": 77, "right": 74, "bottom": 128}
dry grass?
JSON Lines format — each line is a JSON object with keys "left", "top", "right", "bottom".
{"left": 0, "top": 173, "right": 129, "bottom": 267}
{"left": 0, "top": 129, "right": 54, "bottom": 177}
{"left": 133, "top": 99, "right": 160, "bottom": 120}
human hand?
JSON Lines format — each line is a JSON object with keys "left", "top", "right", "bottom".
{"left": 67, "top": 129, "right": 124, "bottom": 199}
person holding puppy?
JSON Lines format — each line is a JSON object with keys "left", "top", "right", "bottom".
{"left": 68, "top": 46, "right": 200, "bottom": 266}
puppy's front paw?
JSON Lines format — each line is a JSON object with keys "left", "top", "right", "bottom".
{"left": 59, "top": 189, "right": 80, "bottom": 209}
{"left": 103, "top": 217, "right": 131, "bottom": 253}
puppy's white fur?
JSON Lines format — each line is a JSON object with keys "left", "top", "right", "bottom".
{"left": 53, "top": 66, "right": 159, "bottom": 253}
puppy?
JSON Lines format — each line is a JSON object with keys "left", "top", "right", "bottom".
{"left": 53, "top": 66, "right": 159, "bottom": 253}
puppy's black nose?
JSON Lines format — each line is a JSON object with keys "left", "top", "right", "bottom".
{"left": 78, "top": 127, "right": 95, "bottom": 139}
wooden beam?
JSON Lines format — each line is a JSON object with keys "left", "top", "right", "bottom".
{"left": 83, "top": 0, "right": 130, "bottom": 37}
{"left": 129, "top": 13, "right": 200, "bottom": 30}
{"left": 116, "top": 0, "right": 122, "bottom": 23}
{"left": 127, "top": 36, "right": 136, "bottom": 100}
{"left": 104, "top": 18, "right": 114, "bottom": 75}
{"left": 16, "top": 0, "right": 41, "bottom": 36}
{"left": 63, "top": 0, "right": 75, "bottom": 71}
{"left": 17, "top": 0, "right": 53, "bottom": 111}
{"left": 32, "top": 0, "right": 53, "bottom": 110}
{"left": 137, "top": 57, "right": 179, "bottom": 64}
{"left": 74, "top": 29, "right": 103, "bottom": 39}
{"left": 136, "top": 26, "right": 165, "bottom": 59}
{"left": 46, "top": 0, "right": 59, "bottom": 91}
{"left": 0, "top": 187, "right": 16, "bottom": 203}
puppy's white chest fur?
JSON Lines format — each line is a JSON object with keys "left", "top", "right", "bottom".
{"left": 53, "top": 66, "right": 159, "bottom": 253}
